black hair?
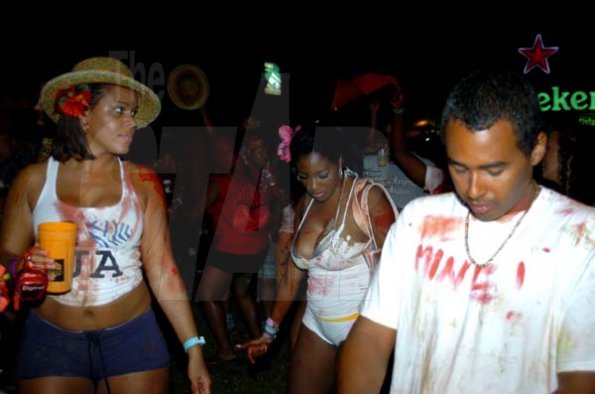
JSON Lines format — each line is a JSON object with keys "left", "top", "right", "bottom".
{"left": 289, "top": 123, "right": 362, "bottom": 175}
{"left": 51, "top": 83, "right": 109, "bottom": 162}
{"left": 440, "top": 70, "right": 542, "bottom": 155}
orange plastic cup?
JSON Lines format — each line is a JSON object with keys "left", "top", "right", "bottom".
{"left": 38, "top": 222, "right": 77, "bottom": 294}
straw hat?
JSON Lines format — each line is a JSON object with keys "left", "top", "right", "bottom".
{"left": 167, "top": 64, "right": 210, "bottom": 110}
{"left": 40, "top": 57, "right": 161, "bottom": 128}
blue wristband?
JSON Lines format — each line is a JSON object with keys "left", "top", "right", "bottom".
{"left": 263, "top": 317, "right": 280, "bottom": 339}
{"left": 263, "top": 323, "right": 279, "bottom": 336}
{"left": 183, "top": 336, "right": 206, "bottom": 352}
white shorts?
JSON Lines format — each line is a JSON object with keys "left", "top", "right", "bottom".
{"left": 302, "top": 303, "right": 359, "bottom": 346}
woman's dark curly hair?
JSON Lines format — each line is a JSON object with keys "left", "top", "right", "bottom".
{"left": 289, "top": 123, "right": 362, "bottom": 175}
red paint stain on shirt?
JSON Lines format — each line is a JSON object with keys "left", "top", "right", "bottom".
{"left": 574, "top": 222, "right": 588, "bottom": 246}
{"left": 416, "top": 245, "right": 470, "bottom": 289}
{"left": 420, "top": 216, "right": 461, "bottom": 240}
{"left": 558, "top": 207, "right": 576, "bottom": 216}
{"left": 516, "top": 262, "right": 525, "bottom": 289}
{"left": 427, "top": 249, "right": 444, "bottom": 280}
{"left": 308, "top": 275, "right": 334, "bottom": 296}
{"left": 437, "top": 256, "right": 470, "bottom": 289}
{"left": 416, "top": 244, "right": 528, "bottom": 305}
{"left": 470, "top": 264, "right": 497, "bottom": 304}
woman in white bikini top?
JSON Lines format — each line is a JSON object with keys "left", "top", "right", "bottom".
{"left": 240, "top": 124, "right": 397, "bottom": 393}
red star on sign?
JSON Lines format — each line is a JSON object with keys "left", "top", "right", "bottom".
{"left": 518, "top": 34, "right": 559, "bottom": 74}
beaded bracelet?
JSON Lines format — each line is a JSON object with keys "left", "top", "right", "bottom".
{"left": 183, "top": 336, "right": 206, "bottom": 352}
{"left": 265, "top": 317, "right": 279, "bottom": 329}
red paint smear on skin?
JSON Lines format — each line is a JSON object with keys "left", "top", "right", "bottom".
{"left": 420, "top": 216, "right": 461, "bottom": 240}
{"left": 138, "top": 166, "right": 166, "bottom": 206}
{"left": 374, "top": 211, "right": 395, "bottom": 229}
{"left": 168, "top": 276, "right": 185, "bottom": 292}
{"left": 151, "top": 234, "right": 182, "bottom": 291}
{"left": 160, "top": 257, "right": 184, "bottom": 293}
{"left": 516, "top": 262, "right": 525, "bottom": 288}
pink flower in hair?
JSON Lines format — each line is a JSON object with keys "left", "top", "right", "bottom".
{"left": 277, "top": 124, "right": 300, "bottom": 163}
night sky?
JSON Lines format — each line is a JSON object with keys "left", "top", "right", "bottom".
{"left": 2, "top": 28, "right": 593, "bottom": 133}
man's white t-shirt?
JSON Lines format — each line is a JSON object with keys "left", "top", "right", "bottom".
{"left": 362, "top": 187, "right": 595, "bottom": 393}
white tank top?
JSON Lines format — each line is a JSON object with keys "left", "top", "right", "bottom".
{"left": 33, "top": 157, "right": 144, "bottom": 306}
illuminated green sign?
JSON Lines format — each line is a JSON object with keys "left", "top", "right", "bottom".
{"left": 538, "top": 87, "right": 595, "bottom": 111}
{"left": 578, "top": 115, "right": 595, "bottom": 126}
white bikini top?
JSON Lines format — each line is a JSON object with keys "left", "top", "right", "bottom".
{"left": 291, "top": 177, "right": 368, "bottom": 271}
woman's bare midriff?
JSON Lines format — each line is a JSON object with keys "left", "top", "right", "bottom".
{"left": 33, "top": 281, "right": 152, "bottom": 331}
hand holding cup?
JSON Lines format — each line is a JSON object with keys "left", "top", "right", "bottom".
{"left": 38, "top": 222, "right": 77, "bottom": 294}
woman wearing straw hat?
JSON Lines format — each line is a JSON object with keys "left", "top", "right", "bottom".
{"left": 0, "top": 57, "right": 210, "bottom": 393}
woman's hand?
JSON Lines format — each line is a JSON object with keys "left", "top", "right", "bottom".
{"left": 22, "top": 246, "right": 57, "bottom": 272}
{"left": 236, "top": 337, "right": 273, "bottom": 364}
{"left": 187, "top": 348, "right": 211, "bottom": 394}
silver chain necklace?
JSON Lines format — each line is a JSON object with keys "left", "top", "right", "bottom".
{"left": 464, "top": 184, "right": 540, "bottom": 267}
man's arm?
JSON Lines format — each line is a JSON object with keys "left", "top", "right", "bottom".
{"left": 556, "top": 372, "right": 595, "bottom": 393}
{"left": 389, "top": 111, "right": 429, "bottom": 188}
{"left": 337, "top": 316, "right": 396, "bottom": 393}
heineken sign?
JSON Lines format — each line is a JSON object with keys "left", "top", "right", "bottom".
{"left": 538, "top": 87, "right": 595, "bottom": 127}
{"left": 538, "top": 87, "right": 595, "bottom": 112}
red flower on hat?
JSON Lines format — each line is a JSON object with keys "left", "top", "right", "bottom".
{"left": 55, "top": 85, "right": 92, "bottom": 118}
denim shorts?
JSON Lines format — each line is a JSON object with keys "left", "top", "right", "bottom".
{"left": 17, "top": 308, "right": 170, "bottom": 380}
